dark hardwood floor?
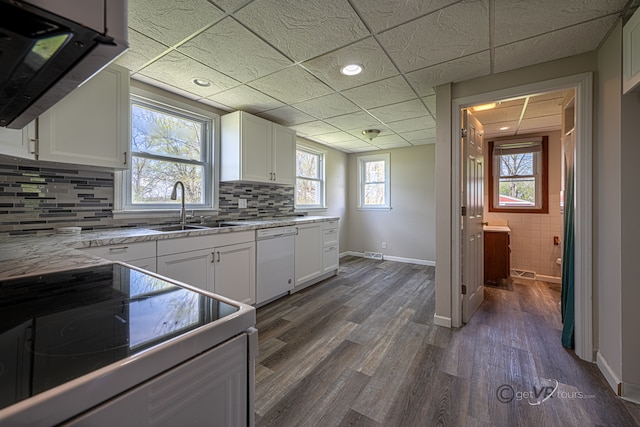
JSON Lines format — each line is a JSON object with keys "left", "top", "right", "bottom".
{"left": 254, "top": 256, "right": 639, "bottom": 426}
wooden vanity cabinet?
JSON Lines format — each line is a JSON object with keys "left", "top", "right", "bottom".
{"left": 484, "top": 231, "right": 510, "bottom": 285}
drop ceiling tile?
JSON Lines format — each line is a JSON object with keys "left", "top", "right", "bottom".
{"left": 367, "top": 134, "right": 404, "bottom": 145}
{"left": 312, "top": 131, "right": 358, "bottom": 144}
{"left": 494, "top": 0, "right": 628, "bottom": 46}
{"left": 199, "top": 98, "right": 234, "bottom": 112}
{"left": 350, "top": 0, "right": 461, "bottom": 33}
{"left": 368, "top": 99, "right": 430, "bottom": 123}
{"left": 410, "top": 137, "right": 436, "bottom": 145}
{"left": 138, "top": 51, "right": 241, "bottom": 97}
{"left": 400, "top": 129, "right": 435, "bottom": 141}
{"left": 292, "top": 94, "right": 360, "bottom": 119}
{"left": 302, "top": 37, "right": 399, "bottom": 91}
{"left": 324, "top": 111, "right": 383, "bottom": 130}
{"left": 481, "top": 120, "right": 520, "bottom": 137}
{"left": 373, "top": 141, "right": 412, "bottom": 149}
{"left": 257, "top": 106, "right": 316, "bottom": 126}
{"left": 387, "top": 116, "right": 435, "bottom": 133}
{"left": 471, "top": 105, "right": 523, "bottom": 125}
{"left": 406, "top": 51, "right": 491, "bottom": 96}
{"left": 129, "top": 0, "right": 224, "bottom": 46}
{"left": 207, "top": 85, "right": 285, "bottom": 114}
{"left": 494, "top": 15, "right": 618, "bottom": 73}
{"left": 377, "top": 0, "right": 490, "bottom": 72}
{"left": 522, "top": 100, "right": 563, "bottom": 119}
{"left": 422, "top": 95, "right": 436, "bottom": 115}
{"left": 133, "top": 75, "right": 201, "bottom": 101}
{"left": 341, "top": 76, "right": 416, "bottom": 109}
{"left": 348, "top": 146, "right": 378, "bottom": 153}
{"left": 210, "top": 0, "right": 252, "bottom": 13}
{"left": 248, "top": 67, "right": 334, "bottom": 104}
{"left": 234, "top": 0, "right": 369, "bottom": 62}
{"left": 519, "top": 116, "right": 562, "bottom": 132}
{"left": 333, "top": 140, "right": 377, "bottom": 150}
{"left": 178, "top": 17, "right": 292, "bottom": 83}
{"left": 289, "top": 121, "right": 340, "bottom": 136}
{"left": 114, "top": 29, "right": 169, "bottom": 73}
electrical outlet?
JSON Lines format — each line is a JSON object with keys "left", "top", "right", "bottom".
{"left": 238, "top": 199, "right": 247, "bottom": 208}
{"left": 381, "top": 241, "right": 387, "bottom": 249}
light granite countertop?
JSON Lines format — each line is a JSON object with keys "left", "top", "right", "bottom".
{"left": 0, "top": 216, "right": 339, "bottom": 280}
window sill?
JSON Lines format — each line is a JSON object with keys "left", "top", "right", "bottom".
{"left": 356, "top": 206, "right": 392, "bottom": 211}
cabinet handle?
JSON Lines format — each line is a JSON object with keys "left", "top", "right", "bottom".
{"left": 217, "top": 251, "right": 221, "bottom": 262}
{"left": 273, "top": 172, "right": 276, "bottom": 181}
{"left": 109, "top": 246, "right": 129, "bottom": 251}
{"left": 481, "top": 221, "right": 489, "bottom": 226}
{"left": 123, "top": 151, "right": 127, "bottom": 165}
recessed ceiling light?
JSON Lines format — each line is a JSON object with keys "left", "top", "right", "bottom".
{"left": 340, "top": 64, "right": 363, "bottom": 76}
{"left": 472, "top": 103, "right": 496, "bottom": 112}
{"left": 499, "top": 126, "right": 510, "bottom": 131}
{"left": 192, "top": 78, "right": 212, "bottom": 87}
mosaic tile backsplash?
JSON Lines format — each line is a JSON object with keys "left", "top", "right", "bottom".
{"left": 0, "top": 160, "right": 296, "bottom": 236}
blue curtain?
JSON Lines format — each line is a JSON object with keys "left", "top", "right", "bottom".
{"left": 561, "top": 136, "right": 575, "bottom": 348}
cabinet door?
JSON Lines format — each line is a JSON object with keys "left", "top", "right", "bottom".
{"left": 214, "top": 242, "right": 255, "bottom": 305}
{"left": 157, "top": 249, "right": 214, "bottom": 293}
{"left": 241, "top": 113, "right": 272, "bottom": 183}
{"left": 294, "top": 224, "right": 323, "bottom": 287}
{"left": 0, "top": 121, "right": 36, "bottom": 159}
{"left": 37, "top": 64, "right": 129, "bottom": 169}
{"left": 272, "top": 124, "right": 296, "bottom": 185}
{"left": 322, "top": 245, "right": 339, "bottom": 273}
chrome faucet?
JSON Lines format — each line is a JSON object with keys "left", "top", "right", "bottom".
{"left": 170, "top": 181, "right": 186, "bottom": 225}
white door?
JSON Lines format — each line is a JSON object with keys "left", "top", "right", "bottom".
{"left": 461, "top": 109, "right": 485, "bottom": 323}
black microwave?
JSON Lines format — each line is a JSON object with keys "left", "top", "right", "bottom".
{"left": 0, "top": 0, "right": 127, "bottom": 129}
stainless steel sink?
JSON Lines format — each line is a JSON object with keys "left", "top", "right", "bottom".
{"left": 147, "top": 224, "right": 211, "bottom": 232}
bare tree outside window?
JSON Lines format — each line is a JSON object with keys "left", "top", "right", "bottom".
{"left": 364, "top": 160, "right": 386, "bottom": 205}
{"left": 130, "top": 103, "right": 208, "bottom": 205}
{"left": 296, "top": 148, "right": 324, "bottom": 207}
{"left": 498, "top": 152, "right": 535, "bottom": 205}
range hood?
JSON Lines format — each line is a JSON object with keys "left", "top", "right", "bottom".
{"left": 0, "top": 0, "right": 127, "bottom": 129}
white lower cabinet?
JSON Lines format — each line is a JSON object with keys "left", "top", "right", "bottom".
{"left": 322, "top": 221, "right": 339, "bottom": 273}
{"left": 157, "top": 231, "right": 256, "bottom": 305}
{"left": 294, "top": 223, "right": 323, "bottom": 288}
{"left": 82, "top": 241, "right": 157, "bottom": 273}
{"left": 212, "top": 241, "right": 255, "bottom": 305}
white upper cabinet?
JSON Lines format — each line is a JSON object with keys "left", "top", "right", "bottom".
{"left": 221, "top": 111, "right": 296, "bottom": 185}
{"left": 624, "top": 7, "right": 640, "bottom": 94}
{"left": 37, "top": 64, "right": 130, "bottom": 169}
{"left": 0, "top": 121, "right": 37, "bottom": 160}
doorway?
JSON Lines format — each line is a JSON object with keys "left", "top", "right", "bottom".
{"left": 448, "top": 73, "right": 593, "bottom": 361}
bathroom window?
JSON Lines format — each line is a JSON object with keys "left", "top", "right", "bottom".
{"left": 488, "top": 136, "right": 548, "bottom": 213}
{"left": 115, "top": 89, "right": 219, "bottom": 214}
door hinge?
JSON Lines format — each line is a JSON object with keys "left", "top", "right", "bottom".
{"left": 461, "top": 285, "right": 467, "bottom": 295}
{"left": 461, "top": 206, "right": 467, "bottom": 216}
{"left": 461, "top": 128, "right": 467, "bottom": 138}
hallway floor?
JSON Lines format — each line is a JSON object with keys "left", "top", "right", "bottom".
{"left": 254, "top": 256, "right": 639, "bottom": 426}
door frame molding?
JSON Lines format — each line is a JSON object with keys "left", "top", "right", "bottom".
{"left": 449, "top": 72, "right": 593, "bottom": 361}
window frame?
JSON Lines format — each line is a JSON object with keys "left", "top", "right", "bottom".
{"left": 114, "top": 88, "right": 219, "bottom": 217}
{"left": 295, "top": 143, "right": 326, "bottom": 210}
{"left": 488, "top": 136, "right": 548, "bottom": 214}
{"left": 357, "top": 152, "right": 391, "bottom": 210}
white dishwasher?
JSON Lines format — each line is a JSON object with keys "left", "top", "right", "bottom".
{"left": 256, "top": 226, "right": 296, "bottom": 306}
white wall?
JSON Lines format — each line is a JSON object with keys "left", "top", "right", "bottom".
{"left": 346, "top": 144, "right": 436, "bottom": 263}
{"left": 483, "top": 131, "right": 563, "bottom": 278}
{"left": 596, "top": 21, "right": 623, "bottom": 384}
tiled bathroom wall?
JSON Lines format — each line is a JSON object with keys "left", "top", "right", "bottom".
{"left": 0, "top": 159, "right": 295, "bottom": 236}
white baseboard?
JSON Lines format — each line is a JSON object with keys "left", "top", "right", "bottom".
{"left": 434, "top": 315, "right": 451, "bottom": 328}
{"left": 536, "top": 274, "right": 562, "bottom": 284}
{"left": 339, "top": 251, "right": 435, "bottom": 266}
{"left": 622, "top": 382, "right": 640, "bottom": 404}
{"left": 596, "top": 351, "right": 622, "bottom": 395}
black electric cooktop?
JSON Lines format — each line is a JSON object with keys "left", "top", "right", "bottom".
{"left": 0, "top": 263, "right": 239, "bottom": 411}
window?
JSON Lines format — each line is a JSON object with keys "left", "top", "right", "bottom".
{"left": 358, "top": 153, "right": 390, "bottom": 209}
{"left": 118, "top": 91, "right": 218, "bottom": 213}
{"left": 488, "top": 136, "right": 548, "bottom": 213}
{"left": 295, "top": 145, "right": 325, "bottom": 208}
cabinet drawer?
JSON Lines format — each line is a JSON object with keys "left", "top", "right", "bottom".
{"left": 157, "top": 230, "right": 254, "bottom": 256}
{"left": 323, "top": 220, "right": 339, "bottom": 230}
{"left": 322, "top": 228, "right": 338, "bottom": 246}
{"left": 322, "top": 245, "right": 339, "bottom": 273}
{"left": 83, "top": 241, "right": 156, "bottom": 262}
